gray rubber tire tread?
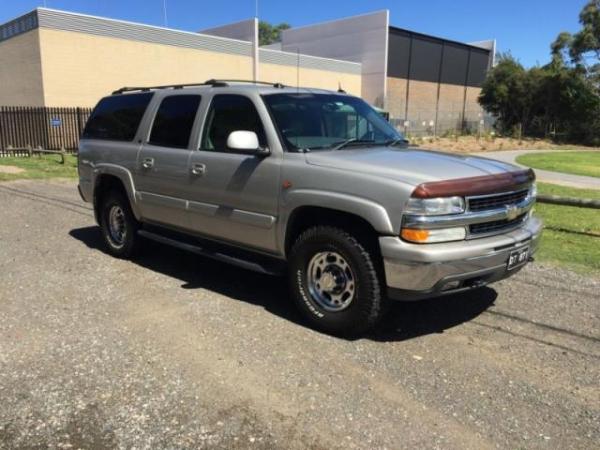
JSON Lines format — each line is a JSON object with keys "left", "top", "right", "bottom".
{"left": 289, "top": 225, "right": 383, "bottom": 336}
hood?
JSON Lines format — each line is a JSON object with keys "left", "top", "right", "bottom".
{"left": 305, "top": 147, "right": 520, "bottom": 186}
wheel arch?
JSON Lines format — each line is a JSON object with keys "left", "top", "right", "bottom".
{"left": 280, "top": 190, "right": 393, "bottom": 257}
{"left": 92, "top": 166, "right": 140, "bottom": 224}
{"left": 283, "top": 205, "right": 385, "bottom": 261}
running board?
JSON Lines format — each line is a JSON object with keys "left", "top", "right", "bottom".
{"left": 137, "top": 230, "right": 283, "bottom": 276}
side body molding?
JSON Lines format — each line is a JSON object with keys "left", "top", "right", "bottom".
{"left": 278, "top": 189, "right": 395, "bottom": 253}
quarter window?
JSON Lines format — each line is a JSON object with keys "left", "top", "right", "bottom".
{"left": 201, "top": 95, "right": 266, "bottom": 151}
{"left": 149, "top": 95, "right": 201, "bottom": 149}
{"left": 83, "top": 93, "right": 153, "bottom": 141}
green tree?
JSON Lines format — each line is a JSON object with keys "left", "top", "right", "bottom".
{"left": 551, "top": 0, "right": 599, "bottom": 80}
{"left": 258, "top": 21, "right": 291, "bottom": 46}
{"left": 478, "top": 54, "right": 532, "bottom": 135}
{"left": 479, "top": 55, "right": 600, "bottom": 144}
{"left": 479, "top": 1, "right": 600, "bottom": 145}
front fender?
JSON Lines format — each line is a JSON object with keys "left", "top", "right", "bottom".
{"left": 278, "top": 189, "right": 394, "bottom": 252}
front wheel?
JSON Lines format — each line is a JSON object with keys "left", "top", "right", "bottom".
{"left": 288, "top": 226, "right": 384, "bottom": 336}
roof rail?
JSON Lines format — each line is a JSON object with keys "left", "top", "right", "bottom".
{"left": 112, "top": 81, "right": 212, "bottom": 95}
{"left": 204, "top": 79, "right": 286, "bottom": 88}
{"left": 112, "top": 79, "right": 285, "bottom": 95}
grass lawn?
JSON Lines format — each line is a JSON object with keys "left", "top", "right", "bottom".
{"left": 0, "top": 154, "right": 78, "bottom": 181}
{"left": 516, "top": 151, "right": 600, "bottom": 178}
{"left": 534, "top": 182, "right": 600, "bottom": 274}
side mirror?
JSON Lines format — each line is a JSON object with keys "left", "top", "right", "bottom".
{"left": 226, "top": 131, "right": 269, "bottom": 155}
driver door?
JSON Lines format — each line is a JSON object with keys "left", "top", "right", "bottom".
{"left": 186, "top": 94, "right": 281, "bottom": 252}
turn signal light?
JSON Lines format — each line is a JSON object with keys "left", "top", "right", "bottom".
{"left": 401, "top": 227, "right": 467, "bottom": 243}
{"left": 401, "top": 228, "right": 430, "bottom": 242}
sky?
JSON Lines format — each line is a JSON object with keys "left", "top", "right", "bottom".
{"left": 0, "top": 0, "right": 589, "bottom": 67}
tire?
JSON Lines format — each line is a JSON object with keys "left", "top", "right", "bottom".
{"left": 99, "top": 190, "right": 140, "bottom": 258}
{"left": 289, "top": 226, "right": 384, "bottom": 336}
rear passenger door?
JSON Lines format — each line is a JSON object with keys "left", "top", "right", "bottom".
{"left": 134, "top": 94, "right": 201, "bottom": 229}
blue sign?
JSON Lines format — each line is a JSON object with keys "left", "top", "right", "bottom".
{"left": 50, "top": 117, "right": 62, "bottom": 127}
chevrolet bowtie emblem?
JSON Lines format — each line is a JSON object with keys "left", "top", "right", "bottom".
{"left": 506, "top": 205, "right": 519, "bottom": 221}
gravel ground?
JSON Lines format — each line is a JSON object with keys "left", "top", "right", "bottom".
{"left": 0, "top": 179, "right": 598, "bottom": 450}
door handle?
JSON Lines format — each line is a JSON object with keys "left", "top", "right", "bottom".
{"left": 142, "top": 157, "right": 154, "bottom": 169}
{"left": 191, "top": 163, "right": 206, "bottom": 176}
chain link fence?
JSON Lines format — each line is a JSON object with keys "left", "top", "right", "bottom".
{"left": 388, "top": 109, "right": 495, "bottom": 138}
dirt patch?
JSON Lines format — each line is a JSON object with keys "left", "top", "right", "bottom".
{"left": 0, "top": 165, "right": 25, "bottom": 174}
{"left": 412, "top": 136, "right": 599, "bottom": 154}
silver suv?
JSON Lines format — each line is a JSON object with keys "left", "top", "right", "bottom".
{"left": 78, "top": 80, "right": 542, "bottom": 336}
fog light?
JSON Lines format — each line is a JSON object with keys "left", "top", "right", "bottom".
{"left": 401, "top": 227, "right": 466, "bottom": 243}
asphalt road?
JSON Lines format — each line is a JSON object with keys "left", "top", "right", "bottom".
{"left": 473, "top": 150, "right": 600, "bottom": 190}
{"left": 0, "top": 179, "right": 598, "bottom": 450}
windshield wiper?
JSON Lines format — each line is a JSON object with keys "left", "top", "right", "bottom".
{"left": 385, "top": 138, "right": 409, "bottom": 147}
{"left": 331, "top": 138, "right": 375, "bottom": 150}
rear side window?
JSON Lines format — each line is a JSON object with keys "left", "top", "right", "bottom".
{"left": 83, "top": 93, "right": 153, "bottom": 141}
{"left": 149, "top": 95, "right": 201, "bottom": 149}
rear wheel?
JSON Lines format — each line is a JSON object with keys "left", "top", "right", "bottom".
{"left": 99, "top": 190, "right": 140, "bottom": 258}
{"left": 289, "top": 226, "right": 384, "bottom": 336}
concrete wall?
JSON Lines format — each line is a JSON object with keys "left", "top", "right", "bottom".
{"left": 278, "top": 11, "right": 388, "bottom": 108}
{"left": 405, "top": 80, "right": 438, "bottom": 128}
{"left": 387, "top": 76, "right": 485, "bottom": 135}
{"left": 199, "top": 18, "right": 257, "bottom": 42}
{"left": 0, "top": 29, "right": 45, "bottom": 106}
{"left": 35, "top": 28, "right": 360, "bottom": 107}
{"left": 260, "top": 62, "right": 361, "bottom": 96}
{"left": 38, "top": 28, "right": 254, "bottom": 106}
{"left": 437, "top": 83, "right": 467, "bottom": 132}
{"left": 0, "top": 8, "right": 361, "bottom": 107}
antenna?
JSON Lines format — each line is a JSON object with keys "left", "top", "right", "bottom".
{"left": 255, "top": 0, "right": 258, "bottom": 18}
{"left": 287, "top": 46, "right": 300, "bottom": 93}
{"left": 162, "top": 0, "right": 168, "bottom": 27}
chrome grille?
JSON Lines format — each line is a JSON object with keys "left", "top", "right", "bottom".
{"left": 468, "top": 189, "right": 529, "bottom": 212}
{"left": 469, "top": 213, "right": 528, "bottom": 236}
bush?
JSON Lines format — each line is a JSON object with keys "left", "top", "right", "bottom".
{"left": 479, "top": 55, "right": 600, "bottom": 146}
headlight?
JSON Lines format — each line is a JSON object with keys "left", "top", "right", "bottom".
{"left": 405, "top": 196, "right": 465, "bottom": 216}
{"left": 401, "top": 227, "right": 466, "bottom": 243}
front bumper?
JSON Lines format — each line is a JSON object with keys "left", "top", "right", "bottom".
{"left": 380, "top": 216, "right": 543, "bottom": 301}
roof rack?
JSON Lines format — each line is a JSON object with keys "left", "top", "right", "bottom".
{"left": 205, "top": 79, "right": 286, "bottom": 88}
{"left": 112, "top": 79, "right": 285, "bottom": 95}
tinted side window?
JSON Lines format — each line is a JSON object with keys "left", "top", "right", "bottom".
{"left": 83, "top": 93, "right": 153, "bottom": 141}
{"left": 149, "top": 95, "right": 201, "bottom": 149}
{"left": 202, "top": 95, "right": 266, "bottom": 151}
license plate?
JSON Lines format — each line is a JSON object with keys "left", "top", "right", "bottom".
{"left": 507, "top": 246, "right": 530, "bottom": 270}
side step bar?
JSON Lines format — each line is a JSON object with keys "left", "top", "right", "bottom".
{"left": 138, "top": 230, "right": 284, "bottom": 276}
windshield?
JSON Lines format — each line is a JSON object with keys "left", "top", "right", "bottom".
{"left": 262, "top": 93, "right": 403, "bottom": 151}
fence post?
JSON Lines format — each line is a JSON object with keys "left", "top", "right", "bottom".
{"left": 0, "top": 107, "right": 4, "bottom": 153}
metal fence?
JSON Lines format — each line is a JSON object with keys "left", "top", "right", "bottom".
{"left": 0, "top": 106, "right": 92, "bottom": 156}
{"left": 389, "top": 109, "right": 496, "bottom": 138}
{"left": 0, "top": 104, "right": 495, "bottom": 155}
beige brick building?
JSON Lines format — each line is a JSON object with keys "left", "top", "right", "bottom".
{"left": 0, "top": 9, "right": 361, "bottom": 108}
{"left": 267, "top": 11, "right": 495, "bottom": 135}
{"left": 0, "top": 8, "right": 493, "bottom": 136}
